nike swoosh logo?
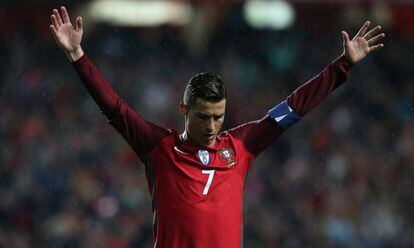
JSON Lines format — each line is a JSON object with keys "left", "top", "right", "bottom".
{"left": 174, "top": 146, "right": 190, "bottom": 155}
{"left": 275, "top": 114, "right": 287, "bottom": 122}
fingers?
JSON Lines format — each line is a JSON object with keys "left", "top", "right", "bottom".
{"left": 61, "top": 6, "right": 71, "bottom": 24}
{"left": 364, "top": 23, "right": 385, "bottom": 51}
{"left": 369, "top": 44, "right": 384, "bottom": 52}
{"left": 364, "top": 25, "right": 382, "bottom": 40}
{"left": 50, "top": 25, "right": 60, "bottom": 44}
{"left": 368, "top": 33, "right": 385, "bottom": 46}
{"left": 356, "top": 20, "right": 371, "bottom": 37}
{"left": 75, "top": 17, "right": 83, "bottom": 32}
{"left": 50, "top": 6, "right": 75, "bottom": 31}
{"left": 52, "top": 9, "right": 63, "bottom": 26}
{"left": 50, "top": 24, "right": 58, "bottom": 38}
{"left": 342, "top": 31, "right": 350, "bottom": 45}
{"left": 51, "top": 14, "right": 59, "bottom": 29}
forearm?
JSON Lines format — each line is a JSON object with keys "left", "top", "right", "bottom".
{"left": 286, "top": 55, "right": 353, "bottom": 116}
{"left": 72, "top": 54, "right": 120, "bottom": 113}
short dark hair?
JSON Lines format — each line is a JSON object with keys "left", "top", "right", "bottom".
{"left": 183, "top": 72, "right": 226, "bottom": 106}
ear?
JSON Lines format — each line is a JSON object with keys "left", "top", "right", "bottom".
{"left": 179, "top": 101, "right": 189, "bottom": 115}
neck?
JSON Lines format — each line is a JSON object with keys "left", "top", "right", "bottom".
{"left": 180, "top": 131, "right": 194, "bottom": 145}
{"left": 180, "top": 131, "right": 215, "bottom": 147}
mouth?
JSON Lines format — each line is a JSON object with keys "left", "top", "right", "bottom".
{"left": 204, "top": 134, "right": 215, "bottom": 141}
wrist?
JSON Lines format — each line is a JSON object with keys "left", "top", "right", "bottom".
{"left": 337, "top": 54, "right": 354, "bottom": 72}
{"left": 65, "top": 46, "right": 84, "bottom": 62}
{"left": 341, "top": 53, "right": 353, "bottom": 65}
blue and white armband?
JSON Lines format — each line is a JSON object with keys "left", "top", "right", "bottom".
{"left": 267, "top": 100, "right": 301, "bottom": 130}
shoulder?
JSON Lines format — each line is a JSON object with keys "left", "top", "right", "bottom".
{"left": 146, "top": 128, "right": 177, "bottom": 154}
{"left": 224, "top": 116, "right": 281, "bottom": 139}
{"left": 220, "top": 116, "right": 283, "bottom": 158}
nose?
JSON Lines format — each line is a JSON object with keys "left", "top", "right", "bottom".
{"left": 206, "top": 118, "right": 215, "bottom": 132}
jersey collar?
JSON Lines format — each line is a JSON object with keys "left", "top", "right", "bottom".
{"left": 176, "top": 131, "right": 221, "bottom": 153}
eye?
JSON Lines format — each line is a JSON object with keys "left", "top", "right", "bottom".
{"left": 214, "top": 115, "right": 224, "bottom": 121}
{"left": 197, "top": 114, "right": 209, "bottom": 121}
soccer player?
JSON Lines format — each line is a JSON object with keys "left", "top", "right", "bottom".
{"left": 50, "top": 6, "right": 385, "bottom": 248}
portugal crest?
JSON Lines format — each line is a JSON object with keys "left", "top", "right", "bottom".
{"left": 219, "top": 147, "right": 236, "bottom": 167}
{"left": 197, "top": 150, "right": 210, "bottom": 165}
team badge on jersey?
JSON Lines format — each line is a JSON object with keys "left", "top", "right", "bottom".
{"left": 219, "top": 147, "right": 236, "bottom": 167}
{"left": 198, "top": 150, "right": 210, "bottom": 165}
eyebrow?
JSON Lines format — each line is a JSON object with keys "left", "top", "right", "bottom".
{"left": 196, "top": 112, "right": 225, "bottom": 118}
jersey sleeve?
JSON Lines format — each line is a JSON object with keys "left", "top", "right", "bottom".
{"left": 72, "top": 55, "right": 169, "bottom": 161}
{"left": 230, "top": 55, "right": 353, "bottom": 159}
{"left": 268, "top": 55, "right": 353, "bottom": 130}
{"left": 228, "top": 116, "right": 283, "bottom": 158}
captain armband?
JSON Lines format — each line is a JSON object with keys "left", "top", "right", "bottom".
{"left": 267, "top": 100, "right": 301, "bottom": 130}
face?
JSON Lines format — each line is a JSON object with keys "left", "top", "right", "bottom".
{"left": 179, "top": 98, "right": 226, "bottom": 147}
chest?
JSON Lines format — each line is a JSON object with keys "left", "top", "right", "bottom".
{"left": 150, "top": 142, "right": 251, "bottom": 204}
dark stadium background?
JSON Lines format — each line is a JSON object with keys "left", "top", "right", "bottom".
{"left": 1, "top": 0, "right": 414, "bottom": 247}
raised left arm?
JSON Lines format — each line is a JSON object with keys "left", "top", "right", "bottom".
{"left": 229, "top": 22, "right": 385, "bottom": 159}
{"left": 269, "top": 21, "right": 385, "bottom": 129}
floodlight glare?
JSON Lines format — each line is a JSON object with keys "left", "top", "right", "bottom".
{"left": 244, "top": 0, "right": 295, "bottom": 30}
{"left": 88, "top": 0, "right": 192, "bottom": 27}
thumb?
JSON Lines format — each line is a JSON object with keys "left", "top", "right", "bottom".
{"left": 342, "top": 31, "right": 350, "bottom": 45}
{"left": 75, "top": 16, "right": 83, "bottom": 32}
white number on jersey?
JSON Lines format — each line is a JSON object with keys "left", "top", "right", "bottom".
{"left": 201, "top": 170, "right": 215, "bottom": 195}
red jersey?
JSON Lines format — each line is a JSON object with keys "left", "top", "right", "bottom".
{"left": 72, "top": 55, "right": 352, "bottom": 247}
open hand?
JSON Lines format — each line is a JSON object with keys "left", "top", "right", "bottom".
{"left": 50, "top": 6, "right": 84, "bottom": 61}
{"left": 342, "top": 21, "right": 385, "bottom": 64}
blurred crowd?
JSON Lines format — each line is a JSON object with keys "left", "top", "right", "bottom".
{"left": 1, "top": 1, "right": 414, "bottom": 247}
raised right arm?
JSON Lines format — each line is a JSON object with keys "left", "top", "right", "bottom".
{"left": 50, "top": 6, "right": 169, "bottom": 160}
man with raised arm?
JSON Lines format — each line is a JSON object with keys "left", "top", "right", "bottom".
{"left": 50, "top": 6, "right": 385, "bottom": 248}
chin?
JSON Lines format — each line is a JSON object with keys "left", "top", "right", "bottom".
{"left": 195, "top": 136, "right": 216, "bottom": 147}
{"left": 205, "top": 140, "right": 216, "bottom": 147}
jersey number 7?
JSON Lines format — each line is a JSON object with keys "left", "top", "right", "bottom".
{"left": 202, "top": 170, "right": 215, "bottom": 195}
